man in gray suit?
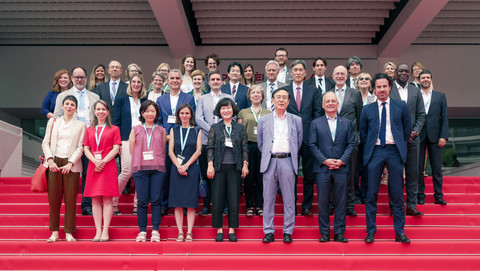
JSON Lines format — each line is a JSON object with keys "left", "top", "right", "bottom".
{"left": 259, "top": 60, "right": 288, "bottom": 110}
{"left": 258, "top": 88, "right": 302, "bottom": 243}
{"left": 53, "top": 66, "right": 100, "bottom": 216}
{"left": 390, "top": 63, "right": 426, "bottom": 216}
{"left": 196, "top": 71, "right": 233, "bottom": 215}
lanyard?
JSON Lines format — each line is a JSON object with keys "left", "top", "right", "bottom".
{"left": 274, "top": 114, "right": 288, "bottom": 135}
{"left": 183, "top": 74, "right": 193, "bottom": 91}
{"left": 143, "top": 124, "right": 155, "bottom": 149}
{"left": 225, "top": 124, "right": 232, "bottom": 138}
{"left": 95, "top": 124, "right": 106, "bottom": 151}
{"left": 250, "top": 106, "right": 262, "bottom": 124}
{"left": 179, "top": 127, "right": 191, "bottom": 155}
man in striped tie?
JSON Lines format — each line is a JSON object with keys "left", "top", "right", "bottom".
{"left": 259, "top": 60, "right": 288, "bottom": 110}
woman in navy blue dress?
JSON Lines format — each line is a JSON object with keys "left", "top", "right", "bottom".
{"left": 168, "top": 103, "right": 202, "bottom": 242}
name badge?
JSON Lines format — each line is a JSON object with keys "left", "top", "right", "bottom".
{"left": 143, "top": 151, "right": 154, "bottom": 161}
{"left": 168, "top": 115, "right": 176, "bottom": 124}
{"left": 253, "top": 126, "right": 258, "bottom": 135}
{"left": 176, "top": 154, "right": 185, "bottom": 165}
{"left": 93, "top": 151, "right": 102, "bottom": 160}
{"left": 225, "top": 137, "right": 233, "bottom": 148}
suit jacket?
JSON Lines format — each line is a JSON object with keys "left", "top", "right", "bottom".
{"left": 93, "top": 80, "right": 128, "bottom": 109}
{"left": 345, "top": 76, "right": 358, "bottom": 89}
{"left": 221, "top": 83, "right": 250, "bottom": 110}
{"left": 41, "top": 117, "right": 86, "bottom": 173}
{"left": 112, "top": 95, "right": 147, "bottom": 141}
{"left": 419, "top": 90, "right": 449, "bottom": 142}
{"left": 285, "top": 82, "right": 322, "bottom": 143}
{"left": 360, "top": 99, "right": 411, "bottom": 165}
{"left": 390, "top": 83, "right": 426, "bottom": 134}
{"left": 304, "top": 76, "right": 335, "bottom": 95}
{"left": 257, "top": 112, "right": 303, "bottom": 174}
{"left": 327, "top": 87, "right": 363, "bottom": 134}
{"left": 309, "top": 115, "right": 355, "bottom": 174}
{"left": 53, "top": 88, "right": 100, "bottom": 126}
{"left": 258, "top": 80, "right": 288, "bottom": 109}
{"left": 156, "top": 91, "right": 195, "bottom": 135}
{"left": 276, "top": 67, "right": 293, "bottom": 85}
{"left": 195, "top": 92, "right": 233, "bottom": 145}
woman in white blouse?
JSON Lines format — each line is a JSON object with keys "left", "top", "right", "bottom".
{"left": 42, "top": 95, "right": 86, "bottom": 242}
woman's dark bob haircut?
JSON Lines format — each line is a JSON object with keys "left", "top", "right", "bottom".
{"left": 138, "top": 100, "right": 160, "bottom": 124}
{"left": 213, "top": 97, "right": 239, "bottom": 119}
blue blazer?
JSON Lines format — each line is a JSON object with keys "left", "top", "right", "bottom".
{"left": 221, "top": 83, "right": 250, "bottom": 110}
{"left": 93, "top": 80, "right": 128, "bottom": 110}
{"left": 285, "top": 83, "right": 322, "bottom": 143}
{"left": 309, "top": 115, "right": 355, "bottom": 174}
{"left": 41, "top": 90, "right": 59, "bottom": 117}
{"left": 419, "top": 90, "right": 449, "bottom": 142}
{"left": 156, "top": 92, "right": 195, "bottom": 135}
{"left": 257, "top": 112, "right": 303, "bottom": 174}
{"left": 112, "top": 95, "right": 147, "bottom": 141}
{"left": 360, "top": 99, "right": 411, "bottom": 164}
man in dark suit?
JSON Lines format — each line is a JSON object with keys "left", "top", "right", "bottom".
{"left": 417, "top": 70, "right": 449, "bottom": 205}
{"left": 390, "top": 64, "right": 426, "bottom": 216}
{"left": 360, "top": 73, "right": 411, "bottom": 243}
{"left": 327, "top": 65, "right": 363, "bottom": 216}
{"left": 221, "top": 61, "right": 249, "bottom": 110}
{"left": 345, "top": 56, "right": 363, "bottom": 89}
{"left": 258, "top": 88, "right": 303, "bottom": 243}
{"left": 304, "top": 57, "right": 335, "bottom": 96}
{"left": 156, "top": 68, "right": 196, "bottom": 214}
{"left": 309, "top": 91, "right": 355, "bottom": 243}
{"left": 285, "top": 59, "right": 322, "bottom": 216}
{"left": 93, "top": 60, "right": 128, "bottom": 109}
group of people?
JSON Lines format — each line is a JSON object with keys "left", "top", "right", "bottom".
{"left": 40, "top": 48, "right": 449, "bottom": 244}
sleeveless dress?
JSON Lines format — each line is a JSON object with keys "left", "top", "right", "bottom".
{"left": 83, "top": 125, "right": 121, "bottom": 197}
{"left": 168, "top": 126, "right": 200, "bottom": 208}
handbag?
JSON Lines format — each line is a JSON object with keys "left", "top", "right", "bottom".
{"left": 198, "top": 176, "right": 208, "bottom": 199}
{"left": 31, "top": 118, "right": 56, "bottom": 192}
{"left": 31, "top": 155, "right": 48, "bottom": 192}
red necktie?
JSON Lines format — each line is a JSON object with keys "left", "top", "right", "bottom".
{"left": 232, "top": 85, "right": 237, "bottom": 96}
{"left": 296, "top": 86, "right": 301, "bottom": 110}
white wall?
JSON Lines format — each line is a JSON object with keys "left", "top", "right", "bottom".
{"left": 1, "top": 45, "right": 478, "bottom": 110}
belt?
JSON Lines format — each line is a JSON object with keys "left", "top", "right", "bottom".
{"left": 271, "top": 153, "right": 291, "bottom": 159}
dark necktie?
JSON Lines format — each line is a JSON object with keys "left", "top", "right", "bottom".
{"left": 380, "top": 102, "right": 386, "bottom": 146}
{"left": 232, "top": 85, "right": 237, "bottom": 96}
{"left": 318, "top": 78, "right": 323, "bottom": 90}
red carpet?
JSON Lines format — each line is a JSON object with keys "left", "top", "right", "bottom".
{"left": 0, "top": 176, "right": 479, "bottom": 270}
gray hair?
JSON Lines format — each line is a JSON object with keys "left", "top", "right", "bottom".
{"left": 265, "top": 60, "right": 280, "bottom": 71}
{"left": 290, "top": 59, "right": 307, "bottom": 70}
{"left": 346, "top": 56, "right": 363, "bottom": 69}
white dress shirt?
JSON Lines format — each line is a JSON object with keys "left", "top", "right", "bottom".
{"left": 421, "top": 88, "right": 433, "bottom": 114}
{"left": 395, "top": 82, "right": 409, "bottom": 103}
{"left": 272, "top": 112, "right": 290, "bottom": 153}
{"left": 375, "top": 98, "right": 395, "bottom": 145}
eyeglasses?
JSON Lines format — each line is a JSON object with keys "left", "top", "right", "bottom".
{"left": 73, "top": 76, "right": 86, "bottom": 80}
{"left": 159, "top": 69, "right": 169, "bottom": 73}
{"left": 358, "top": 77, "right": 371, "bottom": 81}
{"left": 275, "top": 54, "right": 287, "bottom": 58}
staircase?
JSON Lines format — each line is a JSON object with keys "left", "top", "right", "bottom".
{"left": 1, "top": 176, "right": 480, "bottom": 270}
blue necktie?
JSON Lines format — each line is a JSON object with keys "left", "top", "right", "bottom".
{"left": 380, "top": 102, "right": 386, "bottom": 146}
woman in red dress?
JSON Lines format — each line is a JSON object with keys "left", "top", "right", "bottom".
{"left": 83, "top": 100, "right": 121, "bottom": 242}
